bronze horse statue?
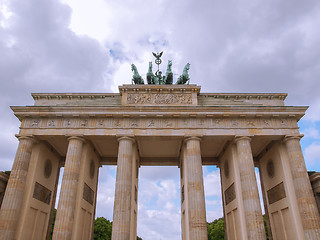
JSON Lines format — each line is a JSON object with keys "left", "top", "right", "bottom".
{"left": 131, "top": 64, "right": 144, "bottom": 84}
{"left": 176, "top": 63, "right": 190, "bottom": 84}
{"left": 147, "top": 62, "right": 157, "bottom": 84}
{"left": 164, "top": 60, "right": 173, "bottom": 84}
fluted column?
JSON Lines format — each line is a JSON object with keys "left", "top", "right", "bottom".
{"left": 284, "top": 136, "right": 320, "bottom": 239}
{"left": 184, "top": 137, "right": 208, "bottom": 240}
{"left": 234, "top": 136, "right": 266, "bottom": 240}
{"left": 0, "top": 136, "right": 35, "bottom": 239}
{"left": 112, "top": 137, "right": 135, "bottom": 240}
{"left": 53, "top": 136, "right": 85, "bottom": 240}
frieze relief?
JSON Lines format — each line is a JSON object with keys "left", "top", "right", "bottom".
{"left": 24, "top": 117, "right": 298, "bottom": 130}
{"left": 126, "top": 93, "right": 192, "bottom": 105}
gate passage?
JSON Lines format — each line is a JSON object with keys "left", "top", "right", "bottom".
{"left": 0, "top": 84, "right": 319, "bottom": 240}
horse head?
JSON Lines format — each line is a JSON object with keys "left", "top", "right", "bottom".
{"left": 131, "top": 64, "right": 137, "bottom": 73}
{"left": 185, "top": 63, "right": 190, "bottom": 71}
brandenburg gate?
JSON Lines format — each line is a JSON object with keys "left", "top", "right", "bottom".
{"left": 0, "top": 84, "right": 320, "bottom": 239}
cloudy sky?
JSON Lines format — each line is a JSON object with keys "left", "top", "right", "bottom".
{"left": 1, "top": 0, "right": 320, "bottom": 239}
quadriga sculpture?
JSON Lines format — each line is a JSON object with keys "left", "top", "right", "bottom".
{"left": 176, "top": 63, "right": 190, "bottom": 85}
{"left": 147, "top": 62, "right": 156, "bottom": 84}
{"left": 131, "top": 64, "right": 144, "bottom": 84}
{"left": 164, "top": 60, "right": 173, "bottom": 85}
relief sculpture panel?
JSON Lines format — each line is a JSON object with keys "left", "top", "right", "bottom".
{"left": 127, "top": 93, "right": 192, "bottom": 105}
{"left": 24, "top": 117, "right": 297, "bottom": 130}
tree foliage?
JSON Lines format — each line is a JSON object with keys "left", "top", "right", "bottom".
{"left": 207, "top": 215, "right": 270, "bottom": 240}
{"left": 207, "top": 218, "right": 225, "bottom": 240}
{"left": 94, "top": 217, "right": 112, "bottom": 240}
{"left": 49, "top": 209, "right": 56, "bottom": 240}
{"left": 93, "top": 217, "right": 142, "bottom": 240}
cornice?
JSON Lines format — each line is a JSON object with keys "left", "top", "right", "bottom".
{"left": 199, "top": 93, "right": 287, "bottom": 100}
{"left": 10, "top": 105, "right": 308, "bottom": 121}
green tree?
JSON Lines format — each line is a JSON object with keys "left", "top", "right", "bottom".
{"left": 94, "top": 217, "right": 112, "bottom": 240}
{"left": 207, "top": 215, "right": 270, "bottom": 239}
{"left": 263, "top": 214, "right": 269, "bottom": 240}
{"left": 49, "top": 211, "right": 142, "bottom": 239}
{"left": 49, "top": 209, "right": 57, "bottom": 240}
{"left": 93, "top": 217, "right": 142, "bottom": 240}
{"left": 207, "top": 218, "right": 225, "bottom": 240}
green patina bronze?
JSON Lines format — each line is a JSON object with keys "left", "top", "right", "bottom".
{"left": 147, "top": 62, "right": 156, "bottom": 84}
{"left": 164, "top": 60, "right": 173, "bottom": 84}
{"left": 131, "top": 64, "right": 144, "bottom": 84}
{"left": 176, "top": 63, "right": 190, "bottom": 85}
{"left": 131, "top": 52, "right": 190, "bottom": 85}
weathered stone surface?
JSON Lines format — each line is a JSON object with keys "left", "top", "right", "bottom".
{"left": 3, "top": 84, "right": 319, "bottom": 240}
{"left": 285, "top": 136, "right": 320, "bottom": 239}
{"left": 52, "top": 136, "right": 84, "bottom": 240}
{"left": 0, "top": 136, "right": 35, "bottom": 240}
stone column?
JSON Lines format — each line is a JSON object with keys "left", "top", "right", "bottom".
{"left": 52, "top": 136, "right": 85, "bottom": 240}
{"left": 0, "top": 136, "right": 35, "bottom": 240}
{"left": 284, "top": 136, "right": 320, "bottom": 239}
{"left": 184, "top": 137, "right": 208, "bottom": 240}
{"left": 234, "top": 136, "right": 266, "bottom": 240}
{"left": 112, "top": 137, "right": 135, "bottom": 240}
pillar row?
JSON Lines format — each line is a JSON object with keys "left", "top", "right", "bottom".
{"left": 234, "top": 136, "right": 266, "bottom": 240}
{"left": 112, "top": 137, "right": 135, "bottom": 240}
{"left": 183, "top": 137, "right": 208, "bottom": 240}
{"left": 53, "top": 136, "right": 85, "bottom": 240}
{"left": 0, "top": 136, "right": 35, "bottom": 240}
{"left": 284, "top": 136, "right": 320, "bottom": 239}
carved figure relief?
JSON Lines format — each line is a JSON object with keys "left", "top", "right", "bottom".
{"left": 47, "top": 120, "right": 55, "bottom": 127}
{"left": 64, "top": 119, "right": 72, "bottom": 127}
{"left": 247, "top": 120, "right": 255, "bottom": 127}
{"left": 231, "top": 119, "right": 239, "bottom": 127}
{"left": 97, "top": 119, "right": 105, "bottom": 127}
{"left": 80, "top": 119, "right": 88, "bottom": 127}
{"left": 24, "top": 117, "right": 297, "bottom": 130}
{"left": 131, "top": 119, "right": 139, "bottom": 127}
{"left": 215, "top": 119, "right": 221, "bottom": 127}
{"left": 113, "top": 119, "right": 122, "bottom": 127}
{"left": 280, "top": 119, "right": 288, "bottom": 127}
{"left": 263, "top": 119, "right": 271, "bottom": 127}
{"left": 163, "top": 119, "right": 172, "bottom": 127}
{"left": 127, "top": 93, "right": 192, "bottom": 105}
{"left": 31, "top": 119, "right": 40, "bottom": 127}
{"left": 183, "top": 119, "right": 189, "bottom": 127}
{"left": 147, "top": 119, "right": 155, "bottom": 127}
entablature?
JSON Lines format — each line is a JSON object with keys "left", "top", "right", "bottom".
{"left": 11, "top": 105, "right": 308, "bottom": 121}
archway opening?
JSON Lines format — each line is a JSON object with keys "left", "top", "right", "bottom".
{"left": 137, "top": 166, "right": 181, "bottom": 240}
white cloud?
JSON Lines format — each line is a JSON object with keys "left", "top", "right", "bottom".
{"left": 96, "top": 166, "right": 116, "bottom": 220}
{"left": 305, "top": 142, "right": 320, "bottom": 167}
{"left": 137, "top": 166, "right": 181, "bottom": 239}
{"left": 301, "top": 125, "right": 320, "bottom": 139}
{"left": 204, "top": 169, "right": 221, "bottom": 197}
{"left": 2, "top": 0, "right": 320, "bottom": 238}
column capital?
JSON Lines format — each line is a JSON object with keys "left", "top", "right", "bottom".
{"left": 15, "top": 134, "right": 37, "bottom": 143}
{"left": 67, "top": 135, "right": 85, "bottom": 142}
{"left": 283, "top": 135, "right": 304, "bottom": 143}
{"left": 117, "top": 136, "right": 135, "bottom": 143}
{"left": 184, "top": 136, "right": 202, "bottom": 143}
{"left": 233, "top": 135, "right": 252, "bottom": 143}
